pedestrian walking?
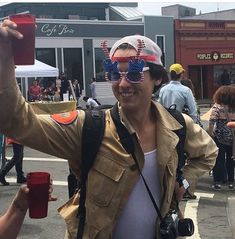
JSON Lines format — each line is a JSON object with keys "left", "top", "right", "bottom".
{"left": 89, "top": 77, "right": 101, "bottom": 105}
{"left": 69, "top": 79, "right": 81, "bottom": 107}
{"left": 0, "top": 19, "right": 218, "bottom": 239}
{"left": 0, "top": 140, "right": 26, "bottom": 186}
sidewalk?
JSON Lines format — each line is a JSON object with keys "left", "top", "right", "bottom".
{"left": 180, "top": 172, "right": 235, "bottom": 239}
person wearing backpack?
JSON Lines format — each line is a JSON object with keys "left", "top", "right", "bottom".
{"left": 0, "top": 18, "right": 218, "bottom": 239}
{"left": 158, "top": 64, "right": 198, "bottom": 123}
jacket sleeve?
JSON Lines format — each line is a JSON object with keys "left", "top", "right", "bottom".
{"left": 182, "top": 114, "right": 218, "bottom": 191}
{"left": 0, "top": 80, "right": 83, "bottom": 163}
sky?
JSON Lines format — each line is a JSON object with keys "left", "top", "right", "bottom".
{"left": 138, "top": 1, "right": 235, "bottom": 15}
{"left": 0, "top": 1, "right": 234, "bottom": 16}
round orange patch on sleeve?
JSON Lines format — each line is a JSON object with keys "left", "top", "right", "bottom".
{"left": 51, "top": 111, "right": 78, "bottom": 125}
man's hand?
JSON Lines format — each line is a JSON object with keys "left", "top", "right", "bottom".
{"left": 0, "top": 19, "right": 23, "bottom": 41}
{"left": 0, "top": 19, "right": 23, "bottom": 58}
{"left": 13, "top": 180, "right": 57, "bottom": 212}
{"left": 0, "top": 18, "right": 24, "bottom": 88}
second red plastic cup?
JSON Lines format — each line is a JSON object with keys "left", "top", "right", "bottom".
{"left": 27, "top": 172, "right": 50, "bottom": 219}
{"left": 9, "top": 14, "right": 35, "bottom": 65}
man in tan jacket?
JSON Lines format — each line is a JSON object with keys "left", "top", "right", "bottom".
{"left": 0, "top": 19, "right": 217, "bottom": 239}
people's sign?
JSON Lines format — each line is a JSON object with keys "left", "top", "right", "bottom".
{"left": 197, "top": 52, "right": 234, "bottom": 61}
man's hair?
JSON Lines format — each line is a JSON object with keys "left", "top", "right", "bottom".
{"left": 83, "top": 96, "right": 89, "bottom": 102}
{"left": 170, "top": 71, "right": 182, "bottom": 81}
{"left": 146, "top": 62, "right": 168, "bottom": 93}
{"left": 116, "top": 43, "right": 135, "bottom": 51}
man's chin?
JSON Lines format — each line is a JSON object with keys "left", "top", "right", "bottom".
{"left": 119, "top": 101, "right": 136, "bottom": 110}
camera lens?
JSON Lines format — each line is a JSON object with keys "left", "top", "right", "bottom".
{"left": 178, "top": 218, "right": 194, "bottom": 236}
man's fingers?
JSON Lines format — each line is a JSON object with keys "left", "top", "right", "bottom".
{"left": 0, "top": 19, "right": 23, "bottom": 39}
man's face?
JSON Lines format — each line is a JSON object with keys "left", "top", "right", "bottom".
{"left": 111, "top": 48, "right": 156, "bottom": 112}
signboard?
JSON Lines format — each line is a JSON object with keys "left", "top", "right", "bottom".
{"left": 197, "top": 52, "right": 234, "bottom": 61}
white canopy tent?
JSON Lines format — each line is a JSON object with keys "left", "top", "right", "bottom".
{"left": 15, "top": 59, "right": 59, "bottom": 78}
{"left": 15, "top": 59, "right": 59, "bottom": 100}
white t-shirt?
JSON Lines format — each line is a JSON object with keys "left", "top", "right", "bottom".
{"left": 86, "top": 98, "right": 99, "bottom": 108}
{"left": 113, "top": 149, "right": 161, "bottom": 239}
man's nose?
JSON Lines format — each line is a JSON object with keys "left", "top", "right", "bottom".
{"left": 119, "top": 74, "right": 130, "bottom": 86}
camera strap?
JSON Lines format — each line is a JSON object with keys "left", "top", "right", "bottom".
{"left": 111, "top": 104, "right": 163, "bottom": 221}
{"left": 130, "top": 142, "right": 163, "bottom": 221}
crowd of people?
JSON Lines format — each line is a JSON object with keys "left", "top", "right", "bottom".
{"left": 0, "top": 16, "right": 234, "bottom": 239}
{"left": 27, "top": 75, "right": 102, "bottom": 111}
{"left": 28, "top": 78, "right": 67, "bottom": 102}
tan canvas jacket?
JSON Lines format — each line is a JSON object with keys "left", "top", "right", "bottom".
{"left": 0, "top": 81, "right": 218, "bottom": 239}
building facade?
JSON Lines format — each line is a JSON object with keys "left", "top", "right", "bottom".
{"left": 0, "top": 3, "right": 174, "bottom": 103}
{"left": 174, "top": 18, "right": 235, "bottom": 99}
{"left": 163, "top": 4, "right": 235, "bottom": 99}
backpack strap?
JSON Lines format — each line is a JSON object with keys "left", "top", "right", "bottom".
{"left": 167, "top": 107, "right": 187, "bottom": 176}
{"left": 110, "top": 103, "right": 135, "bottom": 154}
{"left": 77, "top": 108, "right": 105, "bottom": 239}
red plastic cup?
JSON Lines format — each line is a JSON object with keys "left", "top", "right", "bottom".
{"left": 27, "top": 172, "right": 50, "bottom": 219}
{"left": 9, "top": 14, "right": 35, "bottom": 65}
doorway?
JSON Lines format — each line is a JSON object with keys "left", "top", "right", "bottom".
{"left": 188, "top": 65, "right": 209, "bottom": 99}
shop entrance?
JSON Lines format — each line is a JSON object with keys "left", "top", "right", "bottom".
{"left": 188, "top": 66, "right": 210, "bottom": 99}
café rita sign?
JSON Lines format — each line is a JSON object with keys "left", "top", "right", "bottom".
{"left": 39, "top": 23, "right": 75, "bottom": 37}
{"left": 197, "top": 52, "right": 234, "bottom": 61}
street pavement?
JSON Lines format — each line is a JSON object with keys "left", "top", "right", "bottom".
{"left": 0, "top": 104, "right": 235, "bottom": 239}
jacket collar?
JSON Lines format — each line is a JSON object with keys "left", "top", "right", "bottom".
{"left": 118, "top": 101, "right": 183, "bottom": 166}
{"left": 118, "top": 100, "right": 183, "bottom": 132}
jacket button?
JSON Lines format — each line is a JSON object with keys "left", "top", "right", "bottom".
{"left": 130, "top": 164, "right": 137, "bottom": 171}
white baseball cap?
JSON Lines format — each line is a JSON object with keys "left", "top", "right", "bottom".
{"left": 110, "top": 35, "right": 163, "bottom": 66}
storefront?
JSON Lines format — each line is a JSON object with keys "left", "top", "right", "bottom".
{"left": 174, "top": 19, "right": 235, "bottom": 99}
{"left": 35, "top": 15, "right": 174, "bottom": 103}
{"left": 0, "top": 2, "right": 174, "bottom": 103}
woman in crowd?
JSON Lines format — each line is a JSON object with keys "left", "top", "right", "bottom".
{"left": 69, "top": 79, "right": 82, "bottom": 106}
{"left": 208, "top": 85, "right": 235, "bottom": 190}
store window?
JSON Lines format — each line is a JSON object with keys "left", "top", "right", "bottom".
{"left": 35, "top": 48, "right": 56, "bottom": 89}
{"left": 95, "top": 48, "right": 110, "bottom": 82}
{"left": 36, "top": 48, "right": 56, "bottom": 67}
{"left": 155, "top": 35, "right": 165, "bottom": 66}
{"left": 213, "top": 65, "right": 235, "bottom": 85}
{"left": 63, "top": 48, "right": 83, "bottom": 89}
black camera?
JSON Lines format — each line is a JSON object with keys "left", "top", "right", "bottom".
{"left": 160, "top": 209, "right": 194, "bottom": 239}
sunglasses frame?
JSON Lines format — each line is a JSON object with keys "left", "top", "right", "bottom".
{"left": 106, "top": 66, "right": 150, "bottom": 84}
